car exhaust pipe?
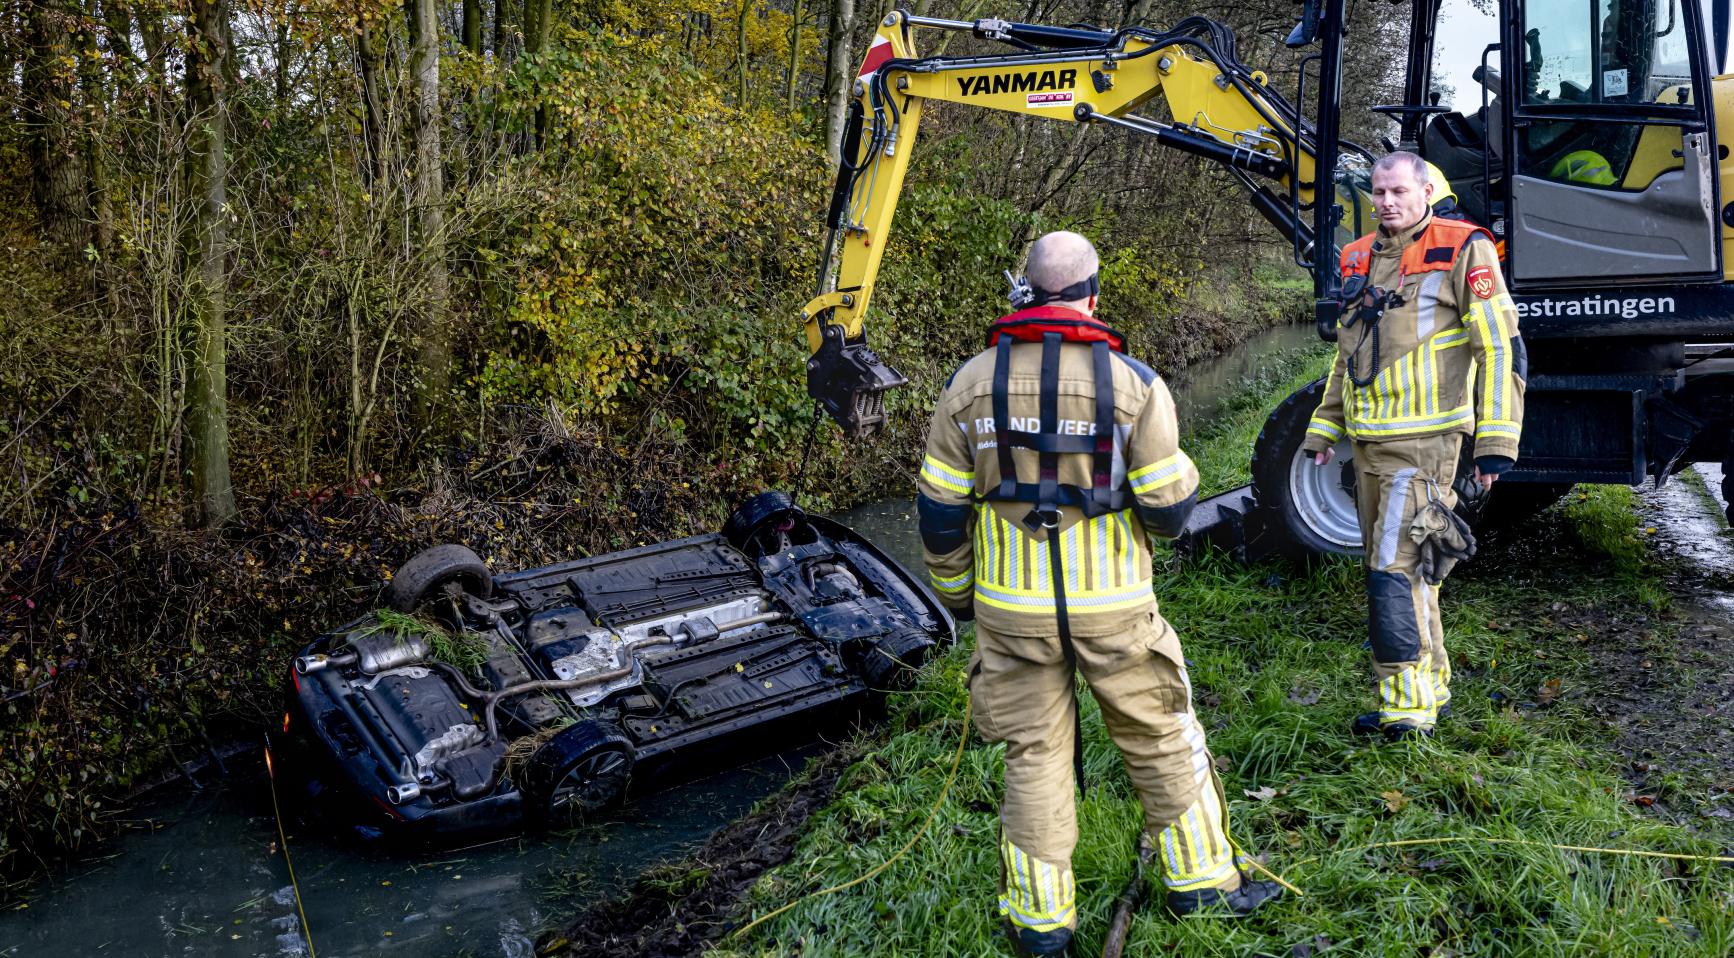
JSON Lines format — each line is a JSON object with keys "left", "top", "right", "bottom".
{"left": 294, "top": 652, "right": 356, "bottom": 674}
{"left": 386, "top": 781, "right": 422, "bottom": 805}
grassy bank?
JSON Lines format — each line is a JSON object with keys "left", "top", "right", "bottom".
{"left": 714, "top": 372, "right": 1734, "bottom": 956}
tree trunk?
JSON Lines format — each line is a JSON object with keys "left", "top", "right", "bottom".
{"left": 493, "top": 0, "right": 510, "bottom": 61}
{"left": 736, "top": 0, "right": 750, "bottom": 107}
{"left": 273, "top": 0, "right": 294, "bottom": 104}
{"left": 404, "top": 0, "right": 451, "bottom": 412}
{"left": 22, "top": 0, "right": 90, "bottom": 258}
{"left": 77, "top": 0, "right": 117, "bottom": 312}
{"left": 821, "top": 0, "right": 853, "bottom": 165}
{"left": 462, "top": 0, "right": 481, "bottom": 55}
{"left": 784, "top": 0, "right": 802, "bottom": 112}
{"left": 521, "top": 0, "right": 551, "bottom": 146}
{"left": 355, "top": 17, "right": 387, "bottom": 187}
{"left": 186, "top": 0, "right": 237, "bottom": 526}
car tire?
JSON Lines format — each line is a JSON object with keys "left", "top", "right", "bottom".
{"left": 860, "top": 629, "right": 935, "bottom": 691}
{"left": 723, "top": 490, "right": 803, "bottom": 555}
{"left": 387, "top": 544, "right": 493, "bottom": 613}
{"left": 1250, "top": 379, "right": 1364, "bottom": 562}
{"left": 523, "top": 721, "right": 635, "bottom": 822}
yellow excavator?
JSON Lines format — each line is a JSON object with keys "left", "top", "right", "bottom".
{"left": 804, "top": 1, "right": 1734, "bottom": 560}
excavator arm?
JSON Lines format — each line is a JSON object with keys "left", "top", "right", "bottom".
{"left": 804, "top": 10, "right": 1375, "bottom": 435}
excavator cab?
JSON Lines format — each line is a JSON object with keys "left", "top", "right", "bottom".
{"left": 1391, "top": 0, "right": 1722, "bottom": 287}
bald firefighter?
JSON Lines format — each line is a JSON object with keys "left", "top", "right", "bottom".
{"left": 918, "top": 232, "right": 1281, "bottom": 955}
{"left": 1302, "top": 152, "right": 1526, "bottom": 741}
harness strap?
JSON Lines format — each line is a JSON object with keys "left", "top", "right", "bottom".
{"left": 1090, "top": 341, "right": 1115, "bottom": 513}
{"left": 994, "top": 335, "right": 1017, "bottom": 500}
{"left": 1027, "top": 333, "right": 1063, "bottom": 533}
{"left": 1046, "top": 526, "right": 1088, "bottom": 796}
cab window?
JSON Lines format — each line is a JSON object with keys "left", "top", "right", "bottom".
{"left": 1523, "top": 0, "right": 1689, "bottom": 104}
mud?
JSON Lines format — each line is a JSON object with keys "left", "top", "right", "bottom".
{"left": 541, "top": 743, "right": 863, "bottom": 958}
{"left": 1587, "top": 466, "right": 1734, "bottom": 826}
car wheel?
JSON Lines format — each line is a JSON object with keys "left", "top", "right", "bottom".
{"left": 524, "top": 721, "right": 634, "bottom": 822}
{"left": 860, "top": 629, "right": 935, "bottom": 690}
{"left": 387, "top": 544, "right": 492, "bottom": 613}
{"left": 1250, "top": 379, "right": 1363, "bottom": 562}
{"left": 723, "top": 490, "right": 803, "bottom": 555}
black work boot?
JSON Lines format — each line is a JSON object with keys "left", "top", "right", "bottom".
{"left": 1351, "top": 711, "right": 1435, "bottom": 742}
{"left": 1167, "top": 876, "right": 1284, "bottom": 917}
{"left": 1002, "top": 920, "right": 1072, "bottom": 956}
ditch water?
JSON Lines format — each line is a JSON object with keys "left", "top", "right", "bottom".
{"left": 0, "top": 319, "right": 1324, "bottom": 958}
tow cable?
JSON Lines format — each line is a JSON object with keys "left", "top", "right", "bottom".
{"left": 788, "top": 401, "right": 825, "bottom": 512}
{"left": 264, "top": 737, "right": 318, "bottom": 958}
{"left": 728, "top": 697, "right": 974, "bottom": 942}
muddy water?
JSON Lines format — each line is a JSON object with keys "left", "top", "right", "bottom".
{"left": 0, "top": 319, "right": 1324, "bottom": 958}
{"left": 0, "top": 749, "right": 811, "bottom": 958}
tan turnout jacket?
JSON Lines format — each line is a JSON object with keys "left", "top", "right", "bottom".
{"left": 918, "top": 332, "right": 1198, "bottom": 639}
{"left": 1302, "top": 212, "right": 1526, "bottom": 463}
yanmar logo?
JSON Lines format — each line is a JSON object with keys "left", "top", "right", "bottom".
{"left": 956, "top": 69, "right": 1078, "bottom": 98}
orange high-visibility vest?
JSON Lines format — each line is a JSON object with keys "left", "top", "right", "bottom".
{"left": 1339, "top": 217, "right": 1496, "bottom": 282}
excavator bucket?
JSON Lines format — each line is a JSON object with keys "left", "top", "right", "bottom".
{"left": 806, "top": 323, "right": 907, "bottom": 438}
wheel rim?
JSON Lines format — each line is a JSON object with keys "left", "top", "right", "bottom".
{"left": 1285, "top": 440, "right": 1363, "bottom": 550}
{"left": 549, "top": 747, "right": 629, "bottom": 811}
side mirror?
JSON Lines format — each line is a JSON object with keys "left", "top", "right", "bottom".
{"left": 1286, "top": 0, "right": 1319, "bottom": 47}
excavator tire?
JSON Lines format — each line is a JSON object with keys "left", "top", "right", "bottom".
{"left": 1250, "top": 379, "right": 1363, "bottom": 563}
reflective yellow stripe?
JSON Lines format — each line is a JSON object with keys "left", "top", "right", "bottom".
{"left": 1307, "top": 418, "right": 1344, "bottom": 441}
{"left": 929, "top": 569, "right": 972, "bottom": 595}
{"left": 999, "top": 839, "right": 1076, "bottom": 932}
{"left": 1128, "top": 451, "right": 1192, "bottom": 494}
{"left": 920, "top": 455, "right": 973, "bottom": 495}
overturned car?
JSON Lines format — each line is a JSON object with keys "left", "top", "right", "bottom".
{"left": 269, "top": 492, "right": 953, "bottom": 838}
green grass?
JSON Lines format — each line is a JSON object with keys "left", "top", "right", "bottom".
{"left": 715, "top": 376, "right": 1734, "bottom": 957}
{"left": 353, "top": 609, "right": 491, "bottom": 673}
{"left": 1188, "top": 346, "right": 1333, "bottom": 497}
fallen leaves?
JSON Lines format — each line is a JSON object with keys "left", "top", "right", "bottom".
{"left": 1244, "top": 785, "right": 1280, "bottom": 802}
{"left": 1381, "top": 789, "right": 1411, "bottom": 814}
{"left": 1536, "top": 677, "right": 1563, "bottom": 707}
{"left": 1287, "top": 682, "right": 1323, "bottom": 706}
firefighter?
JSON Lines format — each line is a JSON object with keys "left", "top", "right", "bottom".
{"left": 1301, "top": 152, "right": 1526, "bottom": 741}
{"left": 918, "top": 231, "right": 1281, "bottom": 955}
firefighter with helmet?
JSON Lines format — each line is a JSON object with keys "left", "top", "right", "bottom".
{"left": 1302, "top": 151, "right": 1526, "bottom": 741}
{"left": 918, "top": 231, "right": 1282, "bottom": 955}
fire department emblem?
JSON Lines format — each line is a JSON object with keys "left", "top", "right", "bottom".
{"left": 1468, "top": 265, "right": 1495, "bottom": 299}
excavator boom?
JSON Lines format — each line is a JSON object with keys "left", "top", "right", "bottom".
{"left": 804, "top": 9, "right": 1371, "bottom": 435}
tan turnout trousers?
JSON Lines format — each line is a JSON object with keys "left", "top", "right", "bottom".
{"left": 1352, "top": 435, "right": 1460, "bottom": 726}
{"left": 968, "top": 610, "right": 1242, "bottom": 932}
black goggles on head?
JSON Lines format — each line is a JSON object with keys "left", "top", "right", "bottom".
{"left": 1007, "top": 271, "right": 1101, "bottom": 309}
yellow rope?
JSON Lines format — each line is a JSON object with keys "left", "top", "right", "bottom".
{"left": 1290, "top": 835, "right": 1734, "bottom": 870}
{"left": 265, "top": 742, "right": 318, "bottom": 958}
{"left": 728, "top": 699, "right": 973, "bottom": 942}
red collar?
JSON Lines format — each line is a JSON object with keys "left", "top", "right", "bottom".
{"left": 987, "top": 306, "right": 1125, "bottom": 351}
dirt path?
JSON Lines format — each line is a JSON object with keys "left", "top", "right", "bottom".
{"left": 1581, "top": 465, "right": 1734, "bottom": 828}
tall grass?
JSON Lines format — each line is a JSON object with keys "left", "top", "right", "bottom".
{"left": 717, "top": 374, "right": 1734, "bottom": 957}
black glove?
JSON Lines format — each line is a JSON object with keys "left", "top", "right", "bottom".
{"left": 1475, "top": 455, "right": 1514, "bottom": 476}
{"left": 951, "top": 601, "right": 976, "bottom": 624}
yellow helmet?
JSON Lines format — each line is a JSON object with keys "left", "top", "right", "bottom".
{"left": 1548, "top": 150, "right": 1617, "bottom": 186}
{"left": 1425, "top": 161, "right": 1457, "bottom": 204}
